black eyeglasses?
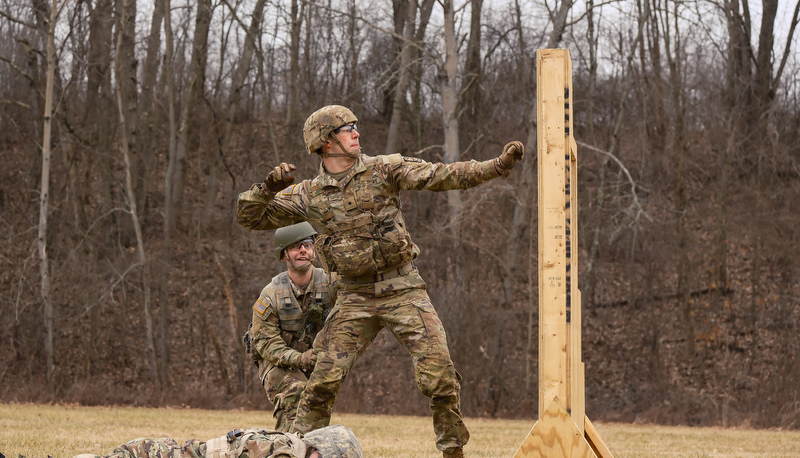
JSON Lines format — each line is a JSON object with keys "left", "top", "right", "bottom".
{"left": 287, "top": 239, "right": 314, "bottom": 251}
{"left": 333, "top": 123, "right": 358, "bottom": 134}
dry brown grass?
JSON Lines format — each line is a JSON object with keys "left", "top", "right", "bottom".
{"left": 2, "top": 403, "right": 800, "bottom": 457}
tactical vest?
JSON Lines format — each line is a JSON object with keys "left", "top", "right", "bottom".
{"left": 272, "top": 269, "right": 331, "bottom": 352}
{"left": 309, "top": 156, "right": 415, "bottom": 278}
{"left": 205, "top": 428, "right": 306, "bottom": 458}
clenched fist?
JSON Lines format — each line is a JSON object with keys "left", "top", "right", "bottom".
{"left": 495, "top": 141, "right": 525, "bottom": 177}
{"left": 299, "top": 349, "right": 317, "bottom": 372}
{"left": 264, "top": 163, "right": 296, "bottom": 192}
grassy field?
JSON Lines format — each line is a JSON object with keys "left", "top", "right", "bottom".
{"left": 2, "top": 403, "right": 800, "bottom": 457}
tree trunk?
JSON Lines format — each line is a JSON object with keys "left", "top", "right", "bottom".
{"left": 284, "top": 0, "right": 303, "bottom": 149}
{"left": 408, "top": 0, "right": 435, "bottom": 150}
{"left": 440, "top": 0, "right": 463, "bottom": 293}
{"left": 115, "top": 0, "right": 139, "bottom": 205}
{"left": 137, "top": 0, "right": 165, "bottom": 218}
{"left": 386, "top": 0, "right": 416, "bottom": 154}
{"left": 115, "top": 0, "right": 160, "bottom": 396}
{"left": 459, "top": 0, "right": 483, "bottom": 135}
{"left": 158, "top": 0, "right": 179, "bottom": 390}
{"left": 39, "top": 0, "right": 57, "bottom": 386}
{"left": 85, "top": 0, "right": 115, "bottom": 221}
{"left": 176, "top": 0, "right": 212, "bottom": 219}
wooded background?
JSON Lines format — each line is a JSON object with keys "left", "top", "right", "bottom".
{"left": 1, "top": 0, "right": 799, "bottom": 429}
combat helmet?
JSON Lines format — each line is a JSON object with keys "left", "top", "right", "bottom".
{"left": 303, "top": 105, "right": 358, "bottom": 155}
{"left": 274, "top": 222, "right": 317, "bottom": 260}
{"left": 303, "top": 424, "right": 363, "bottom": 458}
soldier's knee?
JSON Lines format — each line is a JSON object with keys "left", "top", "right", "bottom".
{"left": 417, "top": 366, "right": 460, "bottom": 398}
{"left": 305, "top": 359, "right": 346, "bottom": 401}
{"left": 283, "top": 382, "right": 305, "bottom": 405}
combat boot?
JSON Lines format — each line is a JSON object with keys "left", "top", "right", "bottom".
{"left": 443, "top": 447, "right": 464, "bottom": 458}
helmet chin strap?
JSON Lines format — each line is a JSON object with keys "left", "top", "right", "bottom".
{"left": 288, "top": 259, "right": 313, "bottom": 273}
{"left": 322, "top": 134, "right": 361, "bottom": 159}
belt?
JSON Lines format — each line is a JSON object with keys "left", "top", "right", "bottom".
{"left": 340, "top": 263, "right": 413, "bottom": 284}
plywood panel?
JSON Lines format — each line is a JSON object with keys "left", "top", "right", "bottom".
{"left": 514, "top": 397, "right": 596, "bottom": 458}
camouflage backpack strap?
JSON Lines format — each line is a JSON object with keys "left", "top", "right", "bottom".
{"left": 307, "top": 268, "right": 332, "bottom": 324}
{"left": 205, "top": 434, "right": 234, "bottom": 458}
{"left": 228, "top": 430, "right": 259, "bottom": 458}
{"left": 352, "top": 160, "right": 375, "bottom": 214}
{"left": 206, "top": 429, "right": 261, "bottom": 458}
{"left": 312, "top": 267, "right": 330, "bottom": 305}
{"left": 309, "top": 178, "right": 334, "bottom": 223}
{"left": 273, "top": 272, "right": 304, "bottom": 332}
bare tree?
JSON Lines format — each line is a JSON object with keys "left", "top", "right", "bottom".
{"left": 114, "top": 0, "right": 159, "bottom": 395}
{"left": 38, "top": 0, "right": 57, "bottom": 385}
{"left": 137, "top": 0, "right": 165, "bottom": 217}
{"left": 114, "top": 0, "right": 139, "bottom": 228}
{"left": 158, "top": 0, "right": 178, "bottom": 389}
{"left": 459, "top": 0, "right": 484, "bottom": 135}
{"left": 84, "top": 0, "right": 115, "bottom": 222}
{"left": 284, "top": 0, "right": 305, "bottom": 148}
{"left": 385, "top": 0, "right": 417, "bottom": 153}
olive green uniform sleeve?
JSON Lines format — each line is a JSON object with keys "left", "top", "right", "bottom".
{"left": 381, "top": 154, "right": 502, "bottom": 192}
{"left": 251, "top": 291, "right": 303, "bottom": 370}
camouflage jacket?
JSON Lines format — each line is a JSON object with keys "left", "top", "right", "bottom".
{"left": 238, "top": 153, "right": 501, "bottom": 277}
{"left": 73, "top": 428, "right": 304, "bottom": 458}
{"left": 250, "top": 269, "right": 332, "bottom": 372}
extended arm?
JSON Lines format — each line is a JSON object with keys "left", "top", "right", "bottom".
{"left": 390, "top": 141, "right": 524, "bottom": 192}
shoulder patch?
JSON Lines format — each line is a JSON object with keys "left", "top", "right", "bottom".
{"left": 281, "top": 184, "right": 300, "bottom": 195}
{"left": 402, "top": 156, "right": 424, "bottom": 163}
{"left": 374, "top": 153, "right": 404, "bottom": 166}
{"left": 253, "top": 299, "right": 268, "bottom": 315}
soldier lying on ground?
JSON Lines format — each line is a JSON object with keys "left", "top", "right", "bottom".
{"left": 244, "top": 222, "right": 335, "bottom": 431}
{"left": 70, "top": 424, "right": 361, "bottom": 458}
{"left": 237, "top": 104, "right": 524, "bottom": 458}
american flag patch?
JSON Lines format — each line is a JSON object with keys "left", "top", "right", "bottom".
{"left": 281, "top": 184, "right": 299, "bottom": 195}
{"left": 253, "top": 299, "right": 267, "bottom": 315}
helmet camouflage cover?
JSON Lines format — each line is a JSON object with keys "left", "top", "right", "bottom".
{"left": 303, "top": 424, "right": 363, "bottom": 458}
{"left": 274, "top": 221, "right": 317, "bottom": 260}
{"left": 303, "top": 105, "right": 358, "bottom": 155}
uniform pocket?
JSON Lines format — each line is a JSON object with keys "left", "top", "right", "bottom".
{"left": 327, "top": 235, "right": 380, "bottom": 276}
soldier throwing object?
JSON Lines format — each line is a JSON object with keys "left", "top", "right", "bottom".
{"left": 246, "top": 222, "right": 334, "bottom": 431}
{"left": 237, "top": 105, "right": 524, "bottom": 458}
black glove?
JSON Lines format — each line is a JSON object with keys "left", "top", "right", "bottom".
{"left": 264, "top": 163, "right": 296, "bottom": 192}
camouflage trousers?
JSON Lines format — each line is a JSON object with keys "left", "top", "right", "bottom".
{"left": 260, "top": 363, "right": 308, "bottom": 431}
{"left": 291, "top": 271, "right": 470, "bottom": 452}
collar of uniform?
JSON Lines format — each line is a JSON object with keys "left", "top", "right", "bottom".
{"left": 317, "top": 153, "right": 367, "bottom": 188}
{"left": 290, "top": 277, "right": 309, "bottom": 298}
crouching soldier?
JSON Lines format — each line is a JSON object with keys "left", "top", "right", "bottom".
{"left": 244, "top": 222, "right": 334, "bottom": 431}
{"left": 73, "top": 423, "right": 362, "bottom": 458}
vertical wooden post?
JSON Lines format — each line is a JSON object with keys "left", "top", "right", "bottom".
{"left": 514, "top": 48, "right": 613, "bottom": 458}
{"left": 537, "top": 48, "right": 570, "bottom": 420}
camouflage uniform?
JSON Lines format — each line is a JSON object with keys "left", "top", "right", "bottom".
{"left": 250, "top": 268, "right": 333, "bottom": 431}
{"left": 73, "top": 424, "right": 362, "bottom": 458}
{"left": 237, "top": 152, "right": 502, "bottom": 452}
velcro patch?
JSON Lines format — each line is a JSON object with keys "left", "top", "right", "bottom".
{"left": 253, "top": 299, "right": 267, "bottom": 315}
{"left": 281, "top": 184, "right": 300, "bottom": 195}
